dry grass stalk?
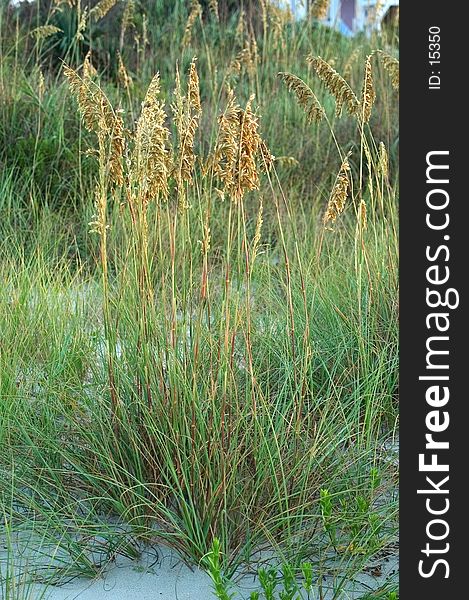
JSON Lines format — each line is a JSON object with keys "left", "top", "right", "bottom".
{"left": 75, "top": 7, "right": 89, "bottom": 41}
{"left": 122, "top": 0, "right": 135, "bottom": 30}
{"left": 324, "top": 154, "right": 351, "bottom": 229}
{"left": 377, "top": 50, "right": 399, "bottom": 90}
{"left": 64, "top": 64, "right": 125, "bottom": 172}
{"left": 364, "top": 142, "right": 373, "bottom": 196}
{"left": 278, "top": 72, "right": 325, "bottom": 123}
{"left": 359, "top": 199, "right": 367, "bottom": 230}
{"left": 117, "top": 52, "right": 133, "bottom": 90}
{"left": 344, "top": 46, "right": 362, "bottom": 80}
{"left": 310, "top": 0, "right": 330, "bottom": 20}
{"left": 182, "top": 0, "right": 202, "bottom": 49}
{"left": 235, "top": 9, "right": 246, "bottom": 45}
{"left": 361, "top": 54, "right": 376, "bottom": 123}
{"left": 366, "top": 0, "right": 384, "bottom": 26}
{"left": 89, "top": 184, "right": 108, "bottom": 235}
{"left": 188, "top": 59, "right": 201, "bottom": 115}
{"left": 200, "top": 222, "right": 211, "bottom": 255}
{"left": 120, "top": 0, "right": 135, "bottom": 49}
{"left": 38, "top": 70, "right": 45, "bottom": 100}
{"left": 30, "top": 25, "right": 62, "bottom": 40}
{"left": 269, "top": 3, "right": 288, "bottom": 51}
{"left": 250, "top": 198, "right": 264, "bottom": 272}
{"left": 307, "top": 55, "right": 360, "bottom": 117}
{"left": 209, "top": 90, "right": 273, "bottom": 203}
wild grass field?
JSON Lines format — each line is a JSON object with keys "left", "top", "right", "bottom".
{"left": 0, "top": 1, "right": 399, "bottom": 598}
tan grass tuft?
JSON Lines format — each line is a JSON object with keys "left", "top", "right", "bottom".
{"left": 278, "top": 72, "right": 325, "bottom": 123}
{"left": 307, "top": 55, "right": 359, "bottom": 117}
{"left": 324, "top": 154, "right": 351, "bottom": 229}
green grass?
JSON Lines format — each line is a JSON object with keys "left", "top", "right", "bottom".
{"left": 0, "top": 1, "right": 399, "bottom": 598}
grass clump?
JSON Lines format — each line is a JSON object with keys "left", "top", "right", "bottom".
{"left": 0, "top": 1, "right": 399, "bottom": 598}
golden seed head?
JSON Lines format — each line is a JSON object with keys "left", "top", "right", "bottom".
{"left": 30, "top": 25, "right": 62, "bottom": 40}
{"left": 343, "top": 46, "right": 362, "bottom": 80}
{"left": 133, "top": 73, "right": 171, "bottom": 202}
{"left": 64, "top": 62, "right": 125, "bottom": 186}
{"left": 361, "top": 54, "right": 376, "bottom": 124}
{"left": 307, "top": 55, "right": 360, "bottom": 117}
{"left": 310, "top": 0, "right": 330, "bottom": 20}
{"left": 38, "top": 70, "right": 45, "bottom": 100}
{"left": 235, "top": 9, "right": 246, "bottom": 45}
{"left": 188, "top": 58, "right": 201, "bottom": 115}
{"left": 379, "top": 141, "right": 389, "bottom": 179}
{"left": 208, "top": 0, "right": 219, "bottom": 21}
{"left": 324, "top": 154, "right": 351, "bottom": 229}
{"left": 378, "top": 50, "right": 399, "bottom": 90}
{"left": 209, "top": 90, "right": 273, "bottom": 203}
{"left": 122, "top": 0, "right": 135, "bottom": 31}
{"left": 275, "top": 156, "right": 298, "bottom": 167}
{"left": 182, "top": 0, "right": 202, "bottom": 49}
{"left": 90, "top": 0, "right": 118, "bottom": 21}
{"left": 199, "top": 223, "right": 211, "bottom": 255}
{"left": 83, "top": 51, "right": 97, "bottom": 79}
{"left": 359, "top": 199, "right": 367, "bottom": 230}
{"left": 89, "top": 183, "right": 108, "bottom": 236}
{"left": 229, "top": 36, "right": 258, "bottom": 79}
{"left": 172, "top": 59, "right": 202, "bottom": 208}
{"left": 278, "top": 72, "right": 325, "bottom": 124}
{"left": 251, "top": 197, "right": 264, "bottom": 271}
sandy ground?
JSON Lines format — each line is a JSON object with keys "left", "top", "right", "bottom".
{"left": 1, "top": 543, "right": 398, "bottom": 600}
{"left": 32, "top": 552, "right": 215, "bottom": 600}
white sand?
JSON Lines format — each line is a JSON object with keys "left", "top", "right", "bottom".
{"left": 3, "top": 545, "right": 397, "bottom": 600}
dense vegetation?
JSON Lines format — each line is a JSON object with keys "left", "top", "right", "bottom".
{"left": 0, "top": 1, "right": 399, "bottom": 598}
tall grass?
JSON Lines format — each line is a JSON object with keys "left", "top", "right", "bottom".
{"left": 0, "top": 1, "right": 398, "bottom": 596}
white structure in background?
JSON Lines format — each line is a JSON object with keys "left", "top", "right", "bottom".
{"left": 279, "top": 1, "right": 399, "bottom": 36}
